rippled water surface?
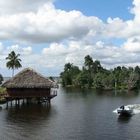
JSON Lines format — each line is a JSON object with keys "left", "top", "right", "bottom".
{"left": 1, "top": 87, "right": 140, "bottom": 140}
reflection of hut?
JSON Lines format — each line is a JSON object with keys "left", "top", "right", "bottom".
{"left": 2, "top": 68, "right": 57, "bottom": 106}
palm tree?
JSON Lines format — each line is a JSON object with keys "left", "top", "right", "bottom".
{"left": 84, "top": 55, "right": 94, "bottom": 88}
{"left": 84, "top": 55, "right": 93, "bottom": 71}
{"left": 94, "top": 60, "right": 102, "bottom": 73}
{"left": 64, "top": 63, "right": 73, "bottom": 72}
{"left": 6, "top": 51, "right": 22, "bottom": 77}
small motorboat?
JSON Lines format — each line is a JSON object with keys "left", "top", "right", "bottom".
{"left": 117, "top": 105, "right": 133, "bottom": 117}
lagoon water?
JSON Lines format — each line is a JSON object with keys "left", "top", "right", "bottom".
{"left": 1, "top": 87, "right": 140, "bottom": 140}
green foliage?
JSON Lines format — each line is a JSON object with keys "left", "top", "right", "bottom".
{"left": 6, "top": 51, "right": 22, "bottom": 77}
{"left": 60, "top": 63, "right": 81, "bottom": 87}
{"left": 60, "top": 55, "right": 140, "bottom": 90}
{"left": 76, "top": 70, "right": 91, "bottom": 88}
{"left": 0, "top": 87, "right": 6, "bottom": 101}
{"left": 84, "top": 55, "right": 94, "bottom": 71}
{"left": 0, "top": 87, "right": 6, "bottom": 94}
{"left": 0, "top": 74, "right": 3, "bottom": 85}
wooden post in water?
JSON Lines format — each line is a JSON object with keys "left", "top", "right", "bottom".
{"left": 37, "top": 97, "right": 40, "bottom": 104}
{"left": 23, "top": 99, "right": 25, "bottom": 104}
{"left": 10, "top": 100, "right": 12, "bottom": 107}
{"left": 15, "top": 99, "right": 17, "bottom": 105}
{"left": 26, "top": 98, "right": 28, "bottom": 104}
{"left": 6, "top": 99, "right": 8, "bottom": 109}
{"left": 18, "top": 99, "right": 20, "bottom": 106}
{"left": 48, "top": 98, "right": 51, "bottom": 105}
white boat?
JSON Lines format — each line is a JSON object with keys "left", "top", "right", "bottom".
{"left": 117, "top": 105, "right": 133, "bottom": 117}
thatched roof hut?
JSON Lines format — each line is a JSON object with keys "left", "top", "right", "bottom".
{"left": 2, "top": 68, "right": 58, "bottom": 99}
{"left": 2, "top": 68, "right": 56, "bottom": 88}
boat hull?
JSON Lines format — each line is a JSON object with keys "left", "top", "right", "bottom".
{"left": 117, "top": 110, "right": 133, "bottom": 117}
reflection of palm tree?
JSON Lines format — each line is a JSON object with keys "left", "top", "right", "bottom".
{"left": 6, "top": 51, "right": 22, "bottom": 77}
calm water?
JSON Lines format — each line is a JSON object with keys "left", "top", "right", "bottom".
{"left": 1, "top": 87, "right": 140, "bottom": 140}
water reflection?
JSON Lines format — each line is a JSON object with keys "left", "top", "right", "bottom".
{"left": 6, "top": 103, "right": 52, "bottom": 124}
{"left": 63, "top": 87, "right": 140, "bottom": 98}
{"left": 3, "top": 103, "right": 57, "bottom": 140}
{"left": 93, "top": 89, "right": 139, "bottom": 98}
{"left": 114, "top": 90, "right": 140, "bottom": 97}
{"left": 0, "top": 87, "right": 140, "bottom": 140}
{"left": 117, "top": 116, "right": 132, "bottom": 123}
{"left": 62, "top": 87, "right": 90, "bottom": 98}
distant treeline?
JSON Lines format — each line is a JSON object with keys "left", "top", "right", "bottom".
{"left": 60, "top": 55, "right": 140, "bottom": 90}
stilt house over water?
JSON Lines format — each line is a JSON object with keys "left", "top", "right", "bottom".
{"left": 2, "top": 68, "right": 58, "bottom": 104}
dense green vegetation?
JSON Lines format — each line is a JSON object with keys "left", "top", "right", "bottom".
{"left": 60, "top": 55, "right": 140, "bottom": 90}
{"left": 0, "top": 79, "right": 5, "bottom": 102}
{"left": 0, "top": 74, "right": 3, "bottom": 85}
{"left": 0, "top": 87, "right": 6, "bottom": 94}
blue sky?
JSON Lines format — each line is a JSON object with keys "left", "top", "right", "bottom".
{"left": 0, "top": 0, "right": 140, "bottom": 77}
{"left": 55, "top": 0, "right": 133, "bottom": 20}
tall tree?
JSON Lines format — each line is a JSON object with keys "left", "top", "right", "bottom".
{"left": 84, "top": 55, "right": 94, "bottom": 88}
{"left": 6, "top": 51, "right": 22, "bottom": 77}
{"left": 60, "top": 63, "right": 81, "bottom": 86}
{"left": 127, "top": 72, "right": 138, "bottom": 90}
{"left": 64, "top": 63, "right": 72, "bottom": 71}
{"left": 0, "top": 74, "right": 3, "bottom": 85}
{"left": 84, "top": 55, "right": 93, "bottom": 71}
{"left": 94, "top": 60, "right": 102, "bottom": 73}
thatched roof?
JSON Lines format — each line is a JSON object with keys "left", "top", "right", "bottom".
{"left": 2, "top": 68, "right": 57, "bottom": 88}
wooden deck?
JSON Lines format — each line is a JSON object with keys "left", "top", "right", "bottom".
{"left": 0, "top": 90, "right": 57, "bottom": 107}
{"left": 5, "top": 90, "right": 57, "bottom": 98}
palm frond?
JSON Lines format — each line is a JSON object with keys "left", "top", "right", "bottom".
{"left": 6, "top": 51, "right": 22, "bottom": 76}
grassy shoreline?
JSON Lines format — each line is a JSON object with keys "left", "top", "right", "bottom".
{"left": 64, "top": 84, "right": 136, "bottom": 91}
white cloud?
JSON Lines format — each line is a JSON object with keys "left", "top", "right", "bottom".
{"left": 124, "top": 37, "right": 140, "bottom": 52}
{"left": 6, "top": 44, "right": 32, "bottom": 55}
{"left": 42, "top": 43, "right": 67, "bottom": 56}
{"left": 1, "top": 39, "right": 140, "bottom": 76}
{"left": 0, "top": 0, "right": 138, "bottom": 45}
{"left": 0, "top": 42, "right": 4, "bottom": 54}
{"left": 40, "top": 35, "right": 140, "bottom": 72}
{"left": 104, "top": 17, "right": 127, "bottom": 38}
{"left": 0, "top": 0, "right": 52, "bottom": 15}
{"left": 0, "top": 2, "right": 103, "bottom": 43}
{"left": 1, "top": 0, "right": 140, "bottom": 76}
{"left": 0, "top": 0, "right": 139, "bottom": 45}
{"left": 22, "top": 47, "right": 32, "bottom": 55}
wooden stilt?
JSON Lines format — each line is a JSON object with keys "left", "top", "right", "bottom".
{"left": 37, "top": 98, "right": 40, "bottom": 104}
{"left": 10, "top": 100, "right": 12, "bottom": 106}
{"left": 48, "top": 99, "right": 51, "bottom": 104}
{"left": 27, "top": 98, "right": 29, "bottom": 104}
{"left": 18, "top": 99, "right": 20, "bottom": 106}
{"left": 6, "top": 100, "right": 8, "bottom": 109}
{"left": 23, "top": 99, "right": 25, "bottom": 104}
